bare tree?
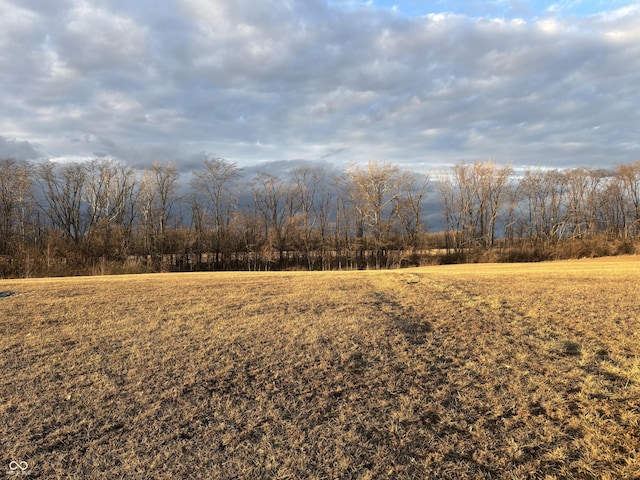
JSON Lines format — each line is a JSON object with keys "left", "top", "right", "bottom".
{"left": 346, "top": 161, "right": 403, "bottom": 268}
{"left": 189, "top": 196, "right": 208, "bottom": 268}
{"left": 251, "top": 173, "right": 292, "bottom": 268}
{"left": 36, "top": 161, "right": 88, "bottom": 246}
{"left": 154, "top": 161, "right": 179, "bottom": 242}
{"left": 437, "top": 168, "right": 458, "bottom": 255}
{"left": 394, "top": 172, "right": 429, "bottom": 249}
{"left": 564, "top": 167, "right": 606, "bottom": 239}
{"left": 9, "top": 156, "right": 640, "bottom": 275}
{"left": 332, "top": 180, "right": 353, "bottom": 270}
{"left": 598, "top": 173, "right": 627, "bottom": 239}
{"left": 437, "top": 162, "right": 478, "bottom": 255}
{"left": 438, "top": 160, "right": 513, "bottom": 257}
{"left": 138, "top": 161, "right": 179, "bottom": 268}
{"left": 476, "top": 161, "right": 513, "bottom": 247}
{"left": 84, "top": 158, "right": 138, "bottom": 259}
{"left": 290, "top": 165, "right": 330, "bottom": 270}
{"left": 617, "top": 161, "right": 640, "bottom": 238}
{"left": 190, "top": 157, "right": 240, "bottom": 269}
{"left": 0, "top": 159, "right": 33, "bottom": 257}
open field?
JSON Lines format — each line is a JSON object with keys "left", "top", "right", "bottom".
{"left": 2, "top": 258, "right": 640, "bottom": 479}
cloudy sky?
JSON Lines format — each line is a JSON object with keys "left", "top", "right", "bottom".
{"left": 1, "top": 0, "right": 639, "bottom": 173}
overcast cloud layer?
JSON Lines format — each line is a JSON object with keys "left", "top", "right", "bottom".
{"left": 1, "top": 0, "right": 639, "bottom": 171}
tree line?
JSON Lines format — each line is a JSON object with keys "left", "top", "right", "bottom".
{"left": 1, "top": 156, "right": 639, "bottom": 277}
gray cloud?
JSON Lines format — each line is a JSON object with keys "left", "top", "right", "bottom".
{"left": 0, "top": 136, "right": 43, "bottom": 161}
{"left": 1, "top": 0, "right": 639, "bottom": 172}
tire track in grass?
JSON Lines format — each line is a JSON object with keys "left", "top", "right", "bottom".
{"left": 364, "top": 272, "right": 597, "bottom": 478}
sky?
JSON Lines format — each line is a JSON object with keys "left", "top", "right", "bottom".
{"left": 1, "top": 0, "right": 639, "bottom": 174}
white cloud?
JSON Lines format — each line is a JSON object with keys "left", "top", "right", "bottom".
{"left": 1, "top": 0, "right": 639, "bottom": 171}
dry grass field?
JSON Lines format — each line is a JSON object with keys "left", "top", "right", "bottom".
{"left": 2, "top": 257, "right": 640, "bottom": 479}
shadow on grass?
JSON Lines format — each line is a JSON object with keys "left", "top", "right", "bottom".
{"left": 373, "top": 291, "right": 432, "bottom": 345}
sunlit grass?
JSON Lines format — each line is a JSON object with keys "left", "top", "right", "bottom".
{"left": 1, "top": 257, "right": 640, "bottom": 478}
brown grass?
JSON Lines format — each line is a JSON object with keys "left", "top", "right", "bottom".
{"left": 2, "top": 257, "right": 640, "bottom": 479}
